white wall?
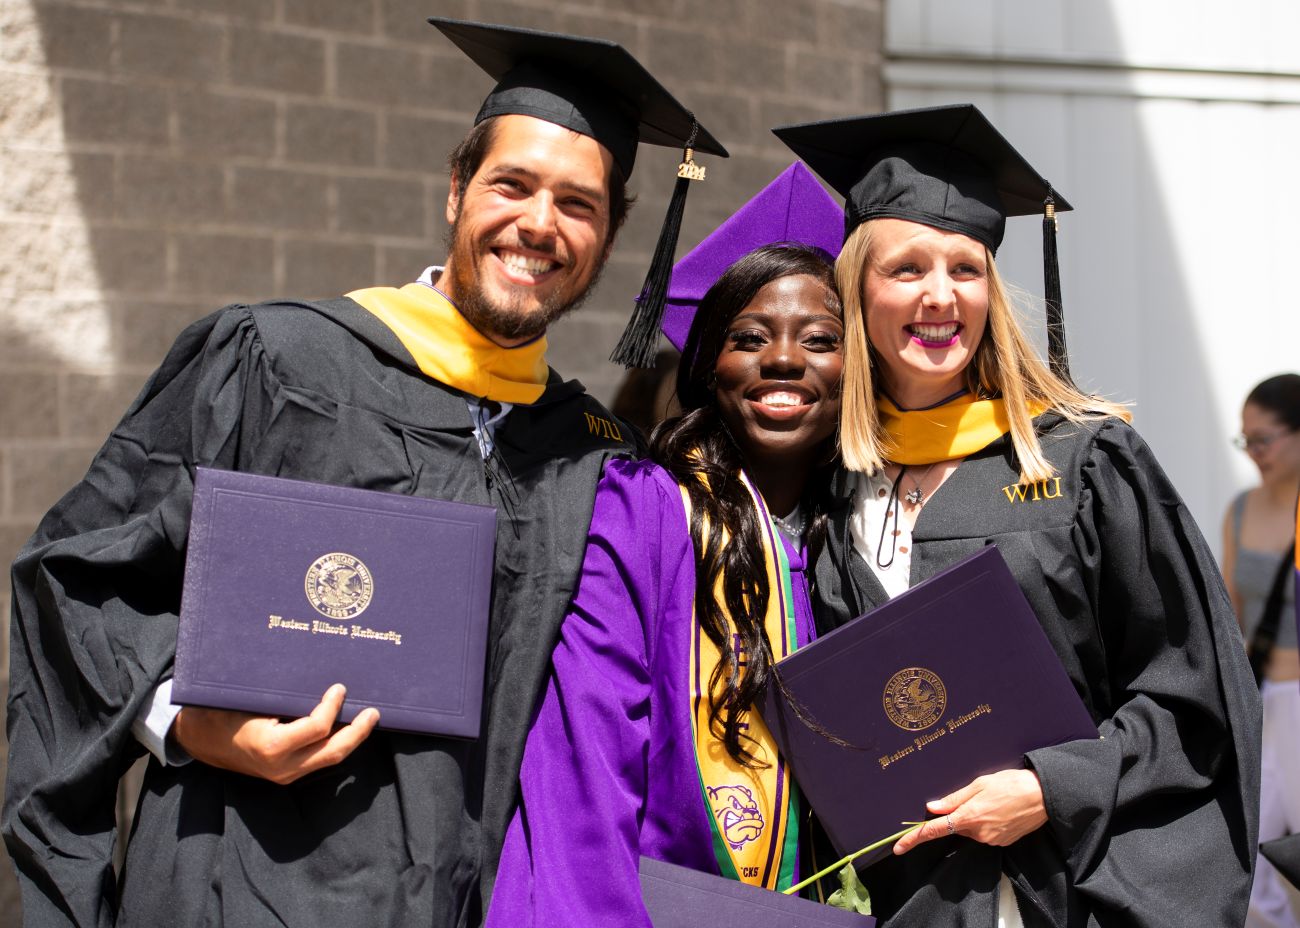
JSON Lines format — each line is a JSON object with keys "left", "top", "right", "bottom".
{"left": 884, "top": 0, "right": 1300, "bottom": 552}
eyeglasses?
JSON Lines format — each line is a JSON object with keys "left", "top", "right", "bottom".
{"left": 1231, "top": 430, "right": 1294, "bottom": 453}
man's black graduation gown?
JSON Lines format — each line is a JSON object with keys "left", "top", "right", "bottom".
{"left": 5, "top": 297, "right": 637, "bottom": 927}
{"left": 813, "top": 415, "right": 1261, "bottom": 928}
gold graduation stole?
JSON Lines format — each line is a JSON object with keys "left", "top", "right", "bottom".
{"left": 879, "top": 393, "right": 1042, "bottom": 465}
{"left": 681, "top": 471, "right": 800, "bottom": 890}
{"left": 347, "top": 282, "right": 549, "bottom": 405}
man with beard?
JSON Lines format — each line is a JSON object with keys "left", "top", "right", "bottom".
{"left": 4, "top": 19, "right": 725, "bottom": 928}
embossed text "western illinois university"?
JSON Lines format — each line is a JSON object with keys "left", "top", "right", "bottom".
{"left": 1002, "top": 478, "right": 1063, "bottom": 503}
{"left": 583, "top": 412, "right": 623, "bottom": 442}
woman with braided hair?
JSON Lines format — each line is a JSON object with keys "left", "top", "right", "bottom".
{"left": 487, "top": 165, "right": 853, "bottom": 926}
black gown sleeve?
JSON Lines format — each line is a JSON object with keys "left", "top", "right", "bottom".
{"left": 4, "top": 306, "right": 274, "bottom": 928}
{"left": 1023, "top": 420, "right": 1261, "bottom": 927}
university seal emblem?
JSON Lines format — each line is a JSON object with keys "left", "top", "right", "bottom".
{"left": 706, "top": 784, "right": 766, "bottom": 851}
{"left": 305, "top": 553, "right": 373, "bottom": 619}
{"left": 883, "top": 667, "right": 947, "bottom": 731}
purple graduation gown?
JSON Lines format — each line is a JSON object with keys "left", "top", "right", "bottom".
{"left": 485, "top": 458, "right": 817, "bottom": 927}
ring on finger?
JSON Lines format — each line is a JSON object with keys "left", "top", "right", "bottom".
{"left": 946, "top": 814, "right": 956, "bottom": 836}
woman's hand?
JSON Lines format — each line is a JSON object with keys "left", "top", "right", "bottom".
{"left": 892, "top": 768, "right": 1047, "bottom": 855}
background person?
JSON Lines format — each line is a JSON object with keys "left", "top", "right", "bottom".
{"left": 609, "top": 348, "right": 682, "bottom": 442}
{"left": 1223, "top": 373, "right": 1300, "bottom": 928}
{"left": 779, "top": 104, "right": 1260, "bottom": 928}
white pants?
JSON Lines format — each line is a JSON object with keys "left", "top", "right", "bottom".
{"left": 1247, "top": 680, "right": 1300, "bottom": 928}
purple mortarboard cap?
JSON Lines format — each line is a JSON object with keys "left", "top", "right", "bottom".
{"left": 659, "top": 162, "right": 844, "bottom": 352}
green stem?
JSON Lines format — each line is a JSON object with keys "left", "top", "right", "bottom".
{"left": 781, "top": 823, "right": 923, "bottom": 896}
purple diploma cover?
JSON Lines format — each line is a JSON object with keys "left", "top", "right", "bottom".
{"left": 760, "top": 545, "right": 1097, "bottom": 863}
{"left": 174, "top": 467, "right": 496, "bottom": 737}
{"left": 639, "top": 857, "right": 875, "bottom": 927}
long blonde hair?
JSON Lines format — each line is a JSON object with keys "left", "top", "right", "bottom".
{"left": 836, "top": 219, "right": 1130, "bottom": 482}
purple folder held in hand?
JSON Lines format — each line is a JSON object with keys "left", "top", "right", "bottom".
{"left": 760, "top": 545, "right": 1097, "bottom": 864}
{"left": 638, "top": 857, "right": 874, "bottom": 927}
{"left": 174, "top": 467, "right": 495, "bottom": 737}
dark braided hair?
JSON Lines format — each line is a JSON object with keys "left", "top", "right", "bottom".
{"left": 649, "top": 244, "right": 840, "bottom": 767}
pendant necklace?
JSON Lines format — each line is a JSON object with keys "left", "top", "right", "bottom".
{"left": 903, "top": 462, "right": 939, "bottom": 506}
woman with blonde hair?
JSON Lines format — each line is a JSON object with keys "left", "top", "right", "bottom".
{"left": 779, "top": 104, "right": 1260, "bottom": 928}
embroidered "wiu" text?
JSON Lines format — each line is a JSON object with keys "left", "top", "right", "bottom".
{"left": 583, "top": 412, "right": 623, "bottom": 442}
{"left": 1002, "top": 477, "right": 1063, "bottom": 503}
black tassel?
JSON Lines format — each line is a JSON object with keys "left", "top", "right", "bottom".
{"left": 610, "top": 121, "right": 703, "bottom": 369}
{"left": 1042, "top": 190, "right": 1073, "bottom": 384}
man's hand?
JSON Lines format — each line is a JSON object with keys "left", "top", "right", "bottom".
{"left": 171, "top": 684, "right": 380, "bottom": 785}
{"left": 892, "top": 768, "right": 1047, "bottom": 855}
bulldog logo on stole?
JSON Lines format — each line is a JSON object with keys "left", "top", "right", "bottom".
{"left": 883, "top": 667, "right": 947, "bottom": 731}
{"left": 305, "top": 553, "right": 374, "bottom": 619}
{"left": 706, "top": 784, "right": 765, "bottom": 851}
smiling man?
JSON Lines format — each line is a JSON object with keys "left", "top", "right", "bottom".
{"left": 3, "top": 20, "right": 724, "bottom": 928}
{"left": 440, "top": 116, "right": 618, "bottom": 342}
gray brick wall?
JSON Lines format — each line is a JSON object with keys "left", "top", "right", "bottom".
{"left": 0, "top": 0, "right": 883, "bottom": 913}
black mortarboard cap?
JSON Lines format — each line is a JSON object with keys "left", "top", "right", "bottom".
{"left": 772, "top": 104, "right": 1069, "bottom": 249}
{"left": 429, "top": 18, "right": 728, "bottom": 368}
{"left": 774, "top": 104, "right": 1075, "bottom": 379}
{"left": 429, "top": 19, "right": 726, "bottom": 178}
